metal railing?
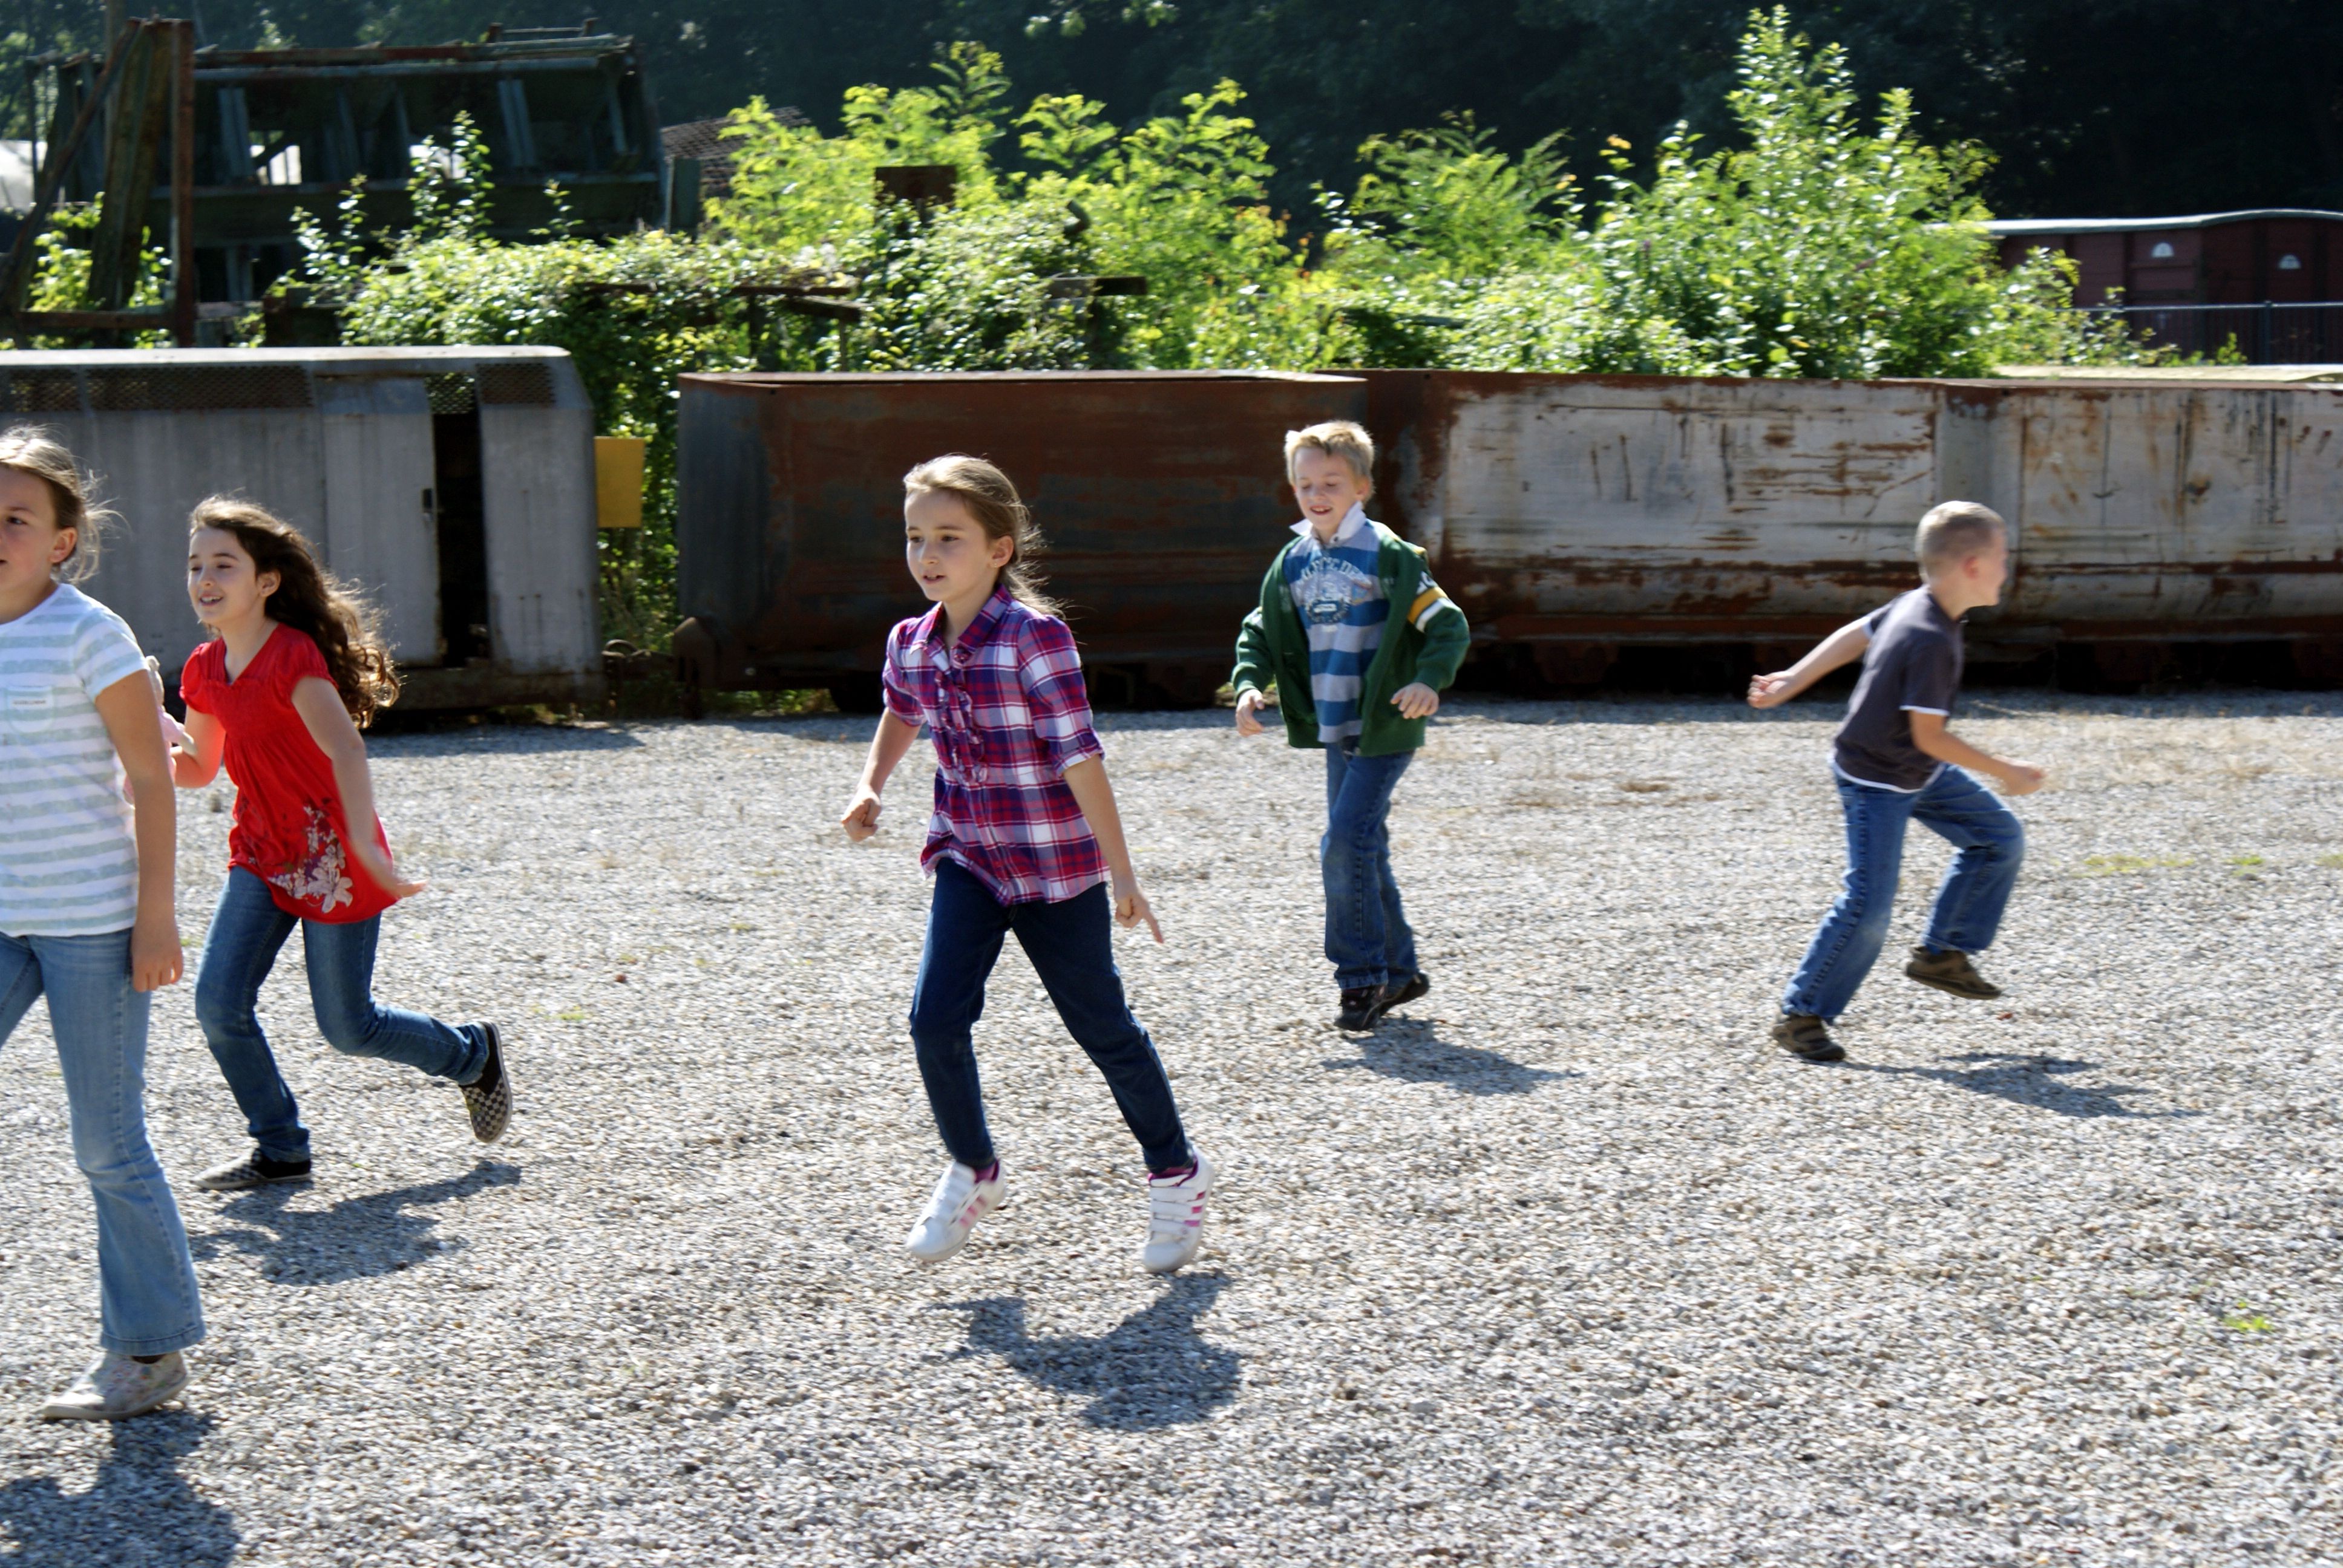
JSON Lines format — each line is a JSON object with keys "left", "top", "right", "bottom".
{"left": 2086, "top": 301, "right": 2343, "bottom": 364}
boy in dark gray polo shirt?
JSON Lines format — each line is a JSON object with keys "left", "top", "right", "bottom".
{"left": 1747, "top": 502, "right": 2046, "bottom": 1062}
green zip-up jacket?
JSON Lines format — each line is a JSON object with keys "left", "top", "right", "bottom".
{"left": 1230, "top": 521, "right": 1472, "bottom": 756}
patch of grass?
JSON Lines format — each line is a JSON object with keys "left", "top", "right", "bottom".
{"left": 2222, "top": 1303, "right": 2275, "bottom": 1334}
{"left": 2319, "top": 853, "right": 2343, "bottom": 870}
{"left": 554, "top": 1007, "right": 592, "bottom": 1023}
{"left": 2229, "top": 854, "right": 2267, "bottom": 877}
{"left": 2077, "top": 853, "right": 2194, "bottom": 877}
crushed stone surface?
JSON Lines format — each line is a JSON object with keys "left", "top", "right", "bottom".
{"left": 1, "top": 691, "right": 2338, "bottom": 1566}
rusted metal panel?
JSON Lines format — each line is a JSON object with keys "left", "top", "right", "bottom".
{"left": 1368, "top": 369, "right": 2343, "bottom": 653}
{"left": 673, "top": 371, "right": 1368, "bottom": 697}
{"left": 1371, "top": 371, "right": 1941, "bottom": 642}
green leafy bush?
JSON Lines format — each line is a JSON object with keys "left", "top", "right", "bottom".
{"left": 278, "top": 9, "right": 2159, "bottom": 655}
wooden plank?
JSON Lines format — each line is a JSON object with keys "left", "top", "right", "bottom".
{"left": 88, "top": 22, "right": 170, "bottom": 312}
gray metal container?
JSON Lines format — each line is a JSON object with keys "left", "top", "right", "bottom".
{"left": 0, "top": 345, "right": 600, "bottom": 708}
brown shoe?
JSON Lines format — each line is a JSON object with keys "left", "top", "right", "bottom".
{"left": 1770, "top": 1013, "right": 1844, "bottom": 1062}
{"left": 1903, "top": 946, "right": 2002, "bottom": 1001}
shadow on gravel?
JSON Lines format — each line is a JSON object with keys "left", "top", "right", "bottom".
{"left": 0, "top": 1411, "right": 236, "bottom": 1565}
{"left": 945, "top": 1275, "right": 1238, "bottom": 1431}
{"left": 1322, "top": 1021, "right": 1577, "bottom": 1097}
{"left": 1843, "top": 1053, "right": 2191, "bottom": 1120}
{"left": 189, "top": 1160, "right": 520, "bottom": 1286}
{"left": 367, "top": 725, "right": 647, "bottom": 757}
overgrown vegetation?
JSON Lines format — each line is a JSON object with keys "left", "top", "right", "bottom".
{"left": 28, "top": 10, "right": 2166, "bottom": 648}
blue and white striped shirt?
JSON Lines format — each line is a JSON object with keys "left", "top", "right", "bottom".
{"left": 0, "top": 584, "right": 148, "bottom": 936}
{"left": 1283, "top": 505, "right": 1388, "bottom": 746}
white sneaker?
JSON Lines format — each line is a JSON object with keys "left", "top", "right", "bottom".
{"left": 1141, "top": 1153, "right": 1215, "bottom": 1274}
{"left": 904, "top": 1161, "right": 1004, "bottom": 1265}
{"left": 38, "top": 1350, "right": 190, "bottom": 1421}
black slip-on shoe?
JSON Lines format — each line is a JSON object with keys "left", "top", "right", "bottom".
{"left": 1379, "top": 970, "right": 1431, "bottom": 1016}
{"left": 194, "top": 1149, "right": 313, "bottom": 1192}
{"left": 1335, "top": 987, "right": 1388, "bottom": 1031}
{"left": 460, "top": 1023, "right": 513, "bottom": 1143}
{"left": 1903, "top": 946, "right": 2003, "bottom": 1001}
{"left": 1771, "top": 1013, "right": 1845, "bottom": 1063}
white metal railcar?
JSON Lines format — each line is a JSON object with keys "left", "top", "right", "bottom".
{"left": 0, "top": 345, "right": 600, "bottom": 708}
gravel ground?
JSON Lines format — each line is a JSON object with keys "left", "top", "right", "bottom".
{"left": 2, "top": 690, "right": 2340, "bottom": 1567}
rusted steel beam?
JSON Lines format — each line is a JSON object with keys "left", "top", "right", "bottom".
{"left": 169, "top": 20, "right": 195, "bottom": 347}
{"left": 14, "top": 309, "right": 167, "bottom": 327}
{"left": 195, "top": 58, "right": 617, "bottom": 84}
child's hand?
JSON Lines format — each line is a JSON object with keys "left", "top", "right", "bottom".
{"left": 1747, "top": 671, "right": 1797, "bottom": 708}
{"left": 1233, "top": 688, "right": 1271, "bottom": 737}
{"left": 351, "top": 837, "right": 428, "bottom": 900}
{"left": 1112, "top": 874, "right": 1164, "bottom": 944}
{"left": 129, "top": 912, "right": 183, "bottom": 993}
{"left": 841, "top": 786, "right": 883, "bottom": 841}
{"left": 1391, "top": 682, "right": 1440, "bottom": 720}
{"left": 1996, "top": 760, "right": 2047, "bottom": 797}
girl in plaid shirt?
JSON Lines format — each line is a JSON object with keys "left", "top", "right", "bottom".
{"left": 841, "top": 455, "right": 1213, "bottom": 1273}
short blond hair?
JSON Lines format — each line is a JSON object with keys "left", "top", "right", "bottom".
{"left": 1284, "top": 420, "right": 1375, "bottom": 487}
{"left": 1915, "top": 501, "right": 2005, "bottom": 574}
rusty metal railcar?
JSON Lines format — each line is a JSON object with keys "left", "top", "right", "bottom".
{"left": 1363, "top": 370, "right": 2343, "bottom": 684}
{"left": 670, "top": 370, "right": 1369, "bottom": 710}
{"left": 670, "top": 368, "right": 2343, "bottom": 705}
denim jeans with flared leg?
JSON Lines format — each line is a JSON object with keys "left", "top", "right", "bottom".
{"left": 0, "top": 928, "right": 206, "bottom": 1356}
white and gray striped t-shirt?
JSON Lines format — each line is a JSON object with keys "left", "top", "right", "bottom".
{"left": 0, "top": 584, "right": 148, "bottom": 936}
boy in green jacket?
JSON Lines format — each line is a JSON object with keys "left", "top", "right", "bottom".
{"left": 1231, "top": 421, "right": 1470, "bottom": 1030}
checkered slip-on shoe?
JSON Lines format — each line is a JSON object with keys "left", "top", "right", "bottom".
{"left": 460, "top": 1023, "right": 513, "bottom": 1143}
{"left": 193, "top": 1148, "right": 312, "bottom": 1192}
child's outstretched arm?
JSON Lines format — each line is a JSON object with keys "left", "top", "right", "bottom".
{"left": 1748, "top": 618, "right": 1873, "bottom": 708}
{"left": 171, "top": 707, "right": 225, "bottom": 786}
{"left": 1062, "top": 758, "right": 1164, "bottom": 943}
{"left": 841, "top": 712, "right": 921, "bottom": 841}
{"left": 290, "top": 676, "right": 427, "bottom": 898}
{"left": 93, "top": 671, "right": 184, "bottom": 991}
{"left": 1909, "top": 713, "right": 2045, "bottom": 795}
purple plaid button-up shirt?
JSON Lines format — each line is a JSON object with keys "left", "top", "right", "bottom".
{"left": 882, "top": 587, "right": 1109, "bottom": 905}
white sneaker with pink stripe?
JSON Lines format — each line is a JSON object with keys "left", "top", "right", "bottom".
{"left": 1141, "top": 1152, "right": 1215, "bottom": 1274}
{"left": 905, "top": 1161, "right": 1004, "bottom": 1265}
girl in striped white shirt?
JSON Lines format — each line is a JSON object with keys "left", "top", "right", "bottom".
{"left": 0, "top": 427, "right": 205, "bottom": 1421}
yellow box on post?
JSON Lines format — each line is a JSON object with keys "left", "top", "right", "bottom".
{"left": 595, "top": 436, "right": 647, "bottom": 528}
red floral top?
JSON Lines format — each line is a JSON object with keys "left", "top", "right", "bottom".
{"left": 180, "top": 627, "right": 396, "bottom": 924}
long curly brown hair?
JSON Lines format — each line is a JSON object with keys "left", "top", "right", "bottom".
{"left": 189, "top": 497, "right": 399, "bottom": 727}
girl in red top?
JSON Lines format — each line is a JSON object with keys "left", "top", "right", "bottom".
{"left": 171, "top": 498, "right": 510, "bottom": 1191}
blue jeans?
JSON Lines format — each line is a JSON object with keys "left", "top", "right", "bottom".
{"left": 194, "top": 867, "right": 487, "bottom": 1163}
{"left": 908, "top": 859, "right": 1191, "bottom": 1173}
{"left": 1782, "top": 765, "right": 2026, "bottom": 1021}
{"left": 0, "top": 929, "right": 206, "bottom": 1356}
{"left": 1324, "top": 745, "right": 1418, "bottom": 990}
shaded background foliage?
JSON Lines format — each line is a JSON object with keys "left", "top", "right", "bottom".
{"left": 7, "top": 1, "right": 2334, "bottom": 218}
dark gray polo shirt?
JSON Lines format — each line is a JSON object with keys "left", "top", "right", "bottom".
{"left": 1832, "top": 588, "right": 1964, "bottom": 791}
